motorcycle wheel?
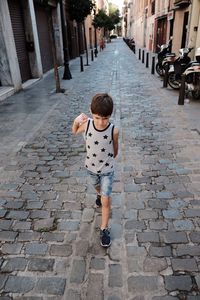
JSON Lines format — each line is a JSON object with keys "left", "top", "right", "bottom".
{"left": 168, "top": 72, "right": 180, "bottom": 90}
{"left": 192, "top": 90, "right": 200, "bottom": 100}
{"left": 156, "top": 63, "right": 164, "bottom": 76}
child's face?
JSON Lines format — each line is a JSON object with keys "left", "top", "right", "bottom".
{"left": 92, "top": 114, "right": 111, "bottom": 130}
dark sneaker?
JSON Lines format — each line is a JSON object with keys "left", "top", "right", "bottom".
{"left": 100, "top": 228, "right": 111, "bottom": 247}
{"left": 96, "top": 194, "right": 101, "bottom": 207}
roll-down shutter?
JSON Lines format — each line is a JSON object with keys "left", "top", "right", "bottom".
{"left": 8, "top": 0, "right": 31, "bottom": 83}
{"left": 34, "top": 4, "right": 54, "bottom": 73}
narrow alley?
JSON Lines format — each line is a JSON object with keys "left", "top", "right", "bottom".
{"left": 0, "top": 38, "right": 200, "bottom": 300}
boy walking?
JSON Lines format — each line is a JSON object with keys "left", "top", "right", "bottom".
{"left": 72, "top": 93, "right": 119, "bottom": 247}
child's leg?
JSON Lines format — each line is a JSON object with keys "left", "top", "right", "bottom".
{"left": 100, "top": 195, "right": 110, "bottom": 230}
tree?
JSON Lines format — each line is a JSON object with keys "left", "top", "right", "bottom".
{"left": 93, "top": 9, "right": 120, "bottom": 37}
{"left": 68, "top": 0, "right": 94, "bottom": 65}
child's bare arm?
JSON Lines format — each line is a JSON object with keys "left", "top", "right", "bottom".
{"left": 113, "top": 127, "right": 119, "bottom": 158}
{"left": 72, "top": 113, "right": 88, "bottom": 134}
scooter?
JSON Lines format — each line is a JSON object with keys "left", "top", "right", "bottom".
{"left": 184, "top": 47, "right": 200, "bottom": 100}
{"left": 167, "top": 47, "right": 193, "bottom": 90}
{"left": 156, "top": 37, "right": 173, "bottom": 76}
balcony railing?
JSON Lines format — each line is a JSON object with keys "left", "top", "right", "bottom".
{"left": 174, "top": 0, "right": 191, "bottom": 7}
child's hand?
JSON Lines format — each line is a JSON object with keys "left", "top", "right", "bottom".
{"left": 75, "top": 113, "right": 88, "bottom": 125}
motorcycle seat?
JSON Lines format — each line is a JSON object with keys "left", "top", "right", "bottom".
{"left": 166, "top": 53, "right": 176, "bottom": 57}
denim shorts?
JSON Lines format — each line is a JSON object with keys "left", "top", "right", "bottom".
{"left": 87, "top": 171, "right": 114, "bottom": 197}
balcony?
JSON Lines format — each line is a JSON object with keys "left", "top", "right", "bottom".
{"left": 174, "top": 0, "right": 191, "bottom": 8}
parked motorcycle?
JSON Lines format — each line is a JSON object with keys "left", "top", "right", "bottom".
{"left": 167, "top": 47, "right": 193, "bottom": 89}
{"left": 184, "top": 47, "right": 200, "bottom": 100}
{"left": 156, "top": 37, "right": 173, "bottom": 76}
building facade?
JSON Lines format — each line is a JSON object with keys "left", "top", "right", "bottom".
{"left": 0, "top": 0, "right": 101, "bottom": 101}
{"left": 123, "top": 0, "right": 200, "bottom": 58}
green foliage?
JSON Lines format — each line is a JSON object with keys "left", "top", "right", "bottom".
{"left": 68, "top": 0, "right": 94, "bottom": 23}
{"left": 93, "top": 9, "right": 120, "bottom": 31}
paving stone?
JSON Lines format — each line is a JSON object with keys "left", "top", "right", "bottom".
{"left": 149, "top": 221, "right": 168, "bottom": 230}
{"left": 12, "top": 221, "right": 31, "bottom": 230}
{"left": 4, "top": 276, "right": 35, "bottom": 293}
{"left": 107, "top": 295, "right": 122, "bottom": 300}
{"left": 1, "top": 243, "right": 23, "bottom": 254}
{"left": 109, "top": 264, "right": 123, "bottom": 287}
{"left": 162, "top": 209, "right": 182, "bottom": 219}
{"left": 176, "top": 245, "right": 200, "bottom": 256}
{"left": 190, "top": 232, "right": 200, "bottom": 243}
{"left": 137, "top": 232, "right": 160, "bottom": 243}
{"left": 0, "top": 275, "right": 8, "bottom": 289}
{"left": 33, "top": 218, "right": 55, "bottom": 231}
{"left": 164, "top": 275, "right": 192, "bottom": 291}
{"left": 161, "top": 232, "right": 188, "bottom": 244}
{"left": 125, "top": 220, "right": 146, "bottom": 230}
{"left": 152, "top": 296, "right": 179, "bottom": 300}
{"left": 173, "top": 219, "right": 194, "bottom": 231}
{"left": 58, "top": 220, "right": 80, "bottom": 231}
{"left": 124, "top": 183, "right": 141, "bottom": 192}
{"left": 0, "top": 220, "right": 13, "bottom": 230}
{"left": 30, "top": 210, "right": 50, "bottom": 219}
{"left": 6, "top": 210, "right": 29, "bottom": 220}
{"left": 24, "top": 242, "right": 48, "bottom": 255}
{"left": 17, "top": 232, "right": 40, "bottom": 241}
{"left": 1, "top": 257, "right": 27, "bottom": 272}
{"left": 90, "top": 257, "right": 105, "bottom": 270}
{"left": 28, "top": 258, "right": 55, "bottom": 271}
{"left": 35, "top": 277, "right": 66, "bottom": 295}
{"left": 138, "top": 209, "right": 158, "bottom": 219}
{"left": 4, "top": 200, "right": 24, "bottom": 209}
{"left": 128, "top": 275, "right": 160, "bottom": 293}
{"left": 171, "top": 258, "right": 198, "bottom": 272}
{"left": 143, "top": 258, "right": 168, "bottom": 272}
{"left": 50, "top": 244, "right": 72, "bottom": 257}
{"left": 156, "top": 191, "right": 174, "bottom": 199}
{"left": 41, "top": 232, "right": 65, "bottom": 242}
{"left": 149, "top": 245, "right": 172, "bottom": 257}
{"left": 75, "top": 240, "right": 89, "bottom": 257}
{"left": 82, "top": 208, "right": 94, "bottom": 222}
{"left": 85, "top": 273, "right": 103, "bottom": 300}
{"left": 66, "top": 289, "right": 81, "bottom": 300}
{"left": 70, "top": 259, "right": 86, "bottom": 283}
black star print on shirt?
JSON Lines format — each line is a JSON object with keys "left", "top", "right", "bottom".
{"left": 99, "top": 160, "right": 104, "bottom": 163}
{"left": 88, "top": 132, "right": 92, "bottom": 137}
{"left": 104, "top": 135, "right": 108, "bottom": 139}
{"left": 94, "top": 141, "right": 99, "bottom": 145}
{"left": 101, "top": 148, "right": 106, "bottom": 152}
{"left": 93, "top": 153, "right": 97, "bottom": 157}
{"left": 108, "top": 153, "right": 114, "bottom": 157}
{"left": 105, "top": 163, "right": 109, "bottom": 167}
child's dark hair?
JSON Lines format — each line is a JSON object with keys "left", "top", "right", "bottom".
{"left": 91, "top": 93, "right": 113, "bottom": 117}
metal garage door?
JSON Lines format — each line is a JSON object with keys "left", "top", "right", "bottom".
{"left": 8, "top": 0, "right": 32, "bottom": 83}
{"left": 34, "top": 3, "right": 54, "bottom": 73}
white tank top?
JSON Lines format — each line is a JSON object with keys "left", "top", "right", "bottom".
{"left": 85, "top": 118, "right": 115, "bottom": 174}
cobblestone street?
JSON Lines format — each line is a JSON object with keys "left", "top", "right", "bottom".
{"left": 1, "top": 38, "right": 200, "bottom": 300}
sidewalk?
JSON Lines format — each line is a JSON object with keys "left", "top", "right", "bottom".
{"left": 0, "top": 38, "right": 200, "bottom": 299}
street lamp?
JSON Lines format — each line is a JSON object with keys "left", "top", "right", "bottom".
{"left": 93, "top": 7, "right": 98, "bottom": 57}
{"left": 59, "top": 0, "right": 72, "bottom": 79}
